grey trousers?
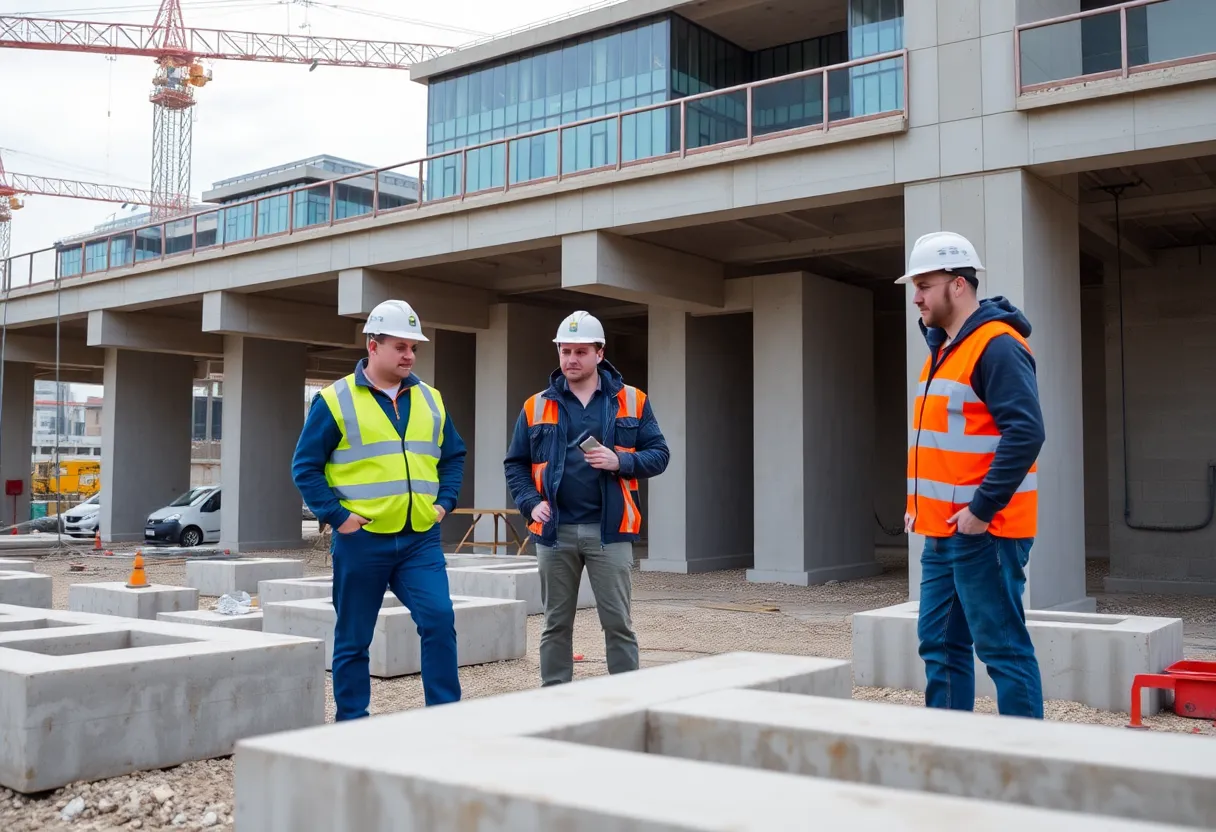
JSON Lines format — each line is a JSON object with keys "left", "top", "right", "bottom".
{"left": 535, "top": 523, "right": 638, "bottom": 685}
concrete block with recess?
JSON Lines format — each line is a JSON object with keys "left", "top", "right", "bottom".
{"left": 233, "top": 652, "right": 1172, "bottom": 832}
{"left": 851, "top": 601, "right": 1185, "bottom": 713}
{"left": 68, "top": 581, "right": 199, "bottom": 620}
{"left": 257, "top": 575, "right": 337, "bottom": 604}
{"left": 0, "top": 603, "right": 324, "bottom": 793}
{"left": 445, "top": 562, "right": 595, "bottom": 615}
{"left": 0, "top": 559, "right": 35, "bottom": 571}
{"left": 647, "top": 688, "right": 1216, "bottom": 829}
{"left": 0, "top": 571, "right": 52, "bottom": 608}
{"left": 257, "top": 576, "right": 406, "bottom": 607}
{"left": 157, "top": 609, "right": 265, "bottom": 631}
{"left": 261, "top": 595, "right": 526, "bottom": 677}
{"left": 186, "top": 558, "right": 304, "bottom": 596}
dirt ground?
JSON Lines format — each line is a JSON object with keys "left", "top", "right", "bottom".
{"left": 2, "top": 541, "right": 1214, "bottom": 830}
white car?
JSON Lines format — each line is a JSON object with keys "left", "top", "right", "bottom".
{"left": 145, "top": 486, "right": 221, "bottom": 547}
{"left": 61, "top": 494, "right": 100, "bottom": 538}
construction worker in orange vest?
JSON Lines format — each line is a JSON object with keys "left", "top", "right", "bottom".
{"left": 898, "top": 232, "right": 1046, "bottom": 719}
{"left": 503, "top": 311, "right": 669, "bottom": 686}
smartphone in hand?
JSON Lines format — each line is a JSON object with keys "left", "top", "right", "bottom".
{"left": 577, "top": 433, "right": 604, "bottom": 453}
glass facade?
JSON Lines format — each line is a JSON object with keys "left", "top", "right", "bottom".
{"left": 425, "top": 3, "right": 905, "bottom": 199}
{"left": 57, "top": 162, "right": 415, "bottom": 277}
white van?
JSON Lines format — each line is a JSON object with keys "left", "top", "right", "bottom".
{"left": 145, "top": 486, "right": 221, "bottom": 547}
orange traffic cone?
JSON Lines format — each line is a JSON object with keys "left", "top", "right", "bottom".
{"left": 94, "top": 530, "right": 102, "bottom": 550}
{"left": 126, "top": 551, "right": 150, "bottom": 588}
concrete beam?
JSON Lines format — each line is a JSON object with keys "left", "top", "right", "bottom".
{"left": 337, "top": 268, "right": 491, "bottom": 332}
{"left": 494, "top": 272, "right": 562, "bottom": 295}
{"left": 722, "top": 228, "right": 904, "bottom": 264}
{"left": 202, "top": 292, "right": 361, "bottom": 348}
{"left": 88, "top": 310, "right": 223, "bottom": 358}
{"left": 33, "top": 367, "right": 102, "bottom": 385}
{"left": 561, "top": 231, "right": 725, "bottom": 313}
{"left": 0, "top": 334, "right": 103, "bottom": 368}
{"left": 1078, "top": 214, "right": 1155, "bottom": 268}
{"left": 1087, "top": 187, "right": 1216, "bottom": 220}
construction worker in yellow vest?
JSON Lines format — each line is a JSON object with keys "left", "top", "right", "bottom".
{"left": 292, "top": 299, "right": 467, "bottom": 720}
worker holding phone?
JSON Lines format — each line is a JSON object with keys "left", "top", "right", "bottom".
{"left": 504, "top": 310, "right": 670, "bottom": 686}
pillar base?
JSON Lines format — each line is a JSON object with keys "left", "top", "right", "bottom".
{"left": 641, "top": 553, "right": 754, "bottom": 574}
{"left": 747, "top": 560, "right": 883, "bottom": 587}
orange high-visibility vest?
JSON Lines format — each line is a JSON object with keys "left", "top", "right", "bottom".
{"left": 521, "top": 385, "right": 646, "bottom": 537}
{"left": 907, "top": 320, "right": 1038, "bottom": 538}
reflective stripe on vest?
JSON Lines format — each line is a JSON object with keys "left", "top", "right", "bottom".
{"left": 907, "top": 321, "right": 1038, "bottom": 538}
{"left": 320, "top": 374, "right": 446, "bottom": 534}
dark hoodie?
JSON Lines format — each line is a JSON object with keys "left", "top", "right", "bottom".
{"left": 503, "top": 359, "right": 670, "bottom": 546}
{"left": 919, "top": 297, "right": 1046, "bottom": 525}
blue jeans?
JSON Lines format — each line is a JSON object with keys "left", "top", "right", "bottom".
{"left": 917, "top": 532, "right": 1043, "bottom": 718}
{"left": 331, "top": 524, "right": 460, "bottom": 720}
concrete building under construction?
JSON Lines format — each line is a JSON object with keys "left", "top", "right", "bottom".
{"left": 2, "top": 0, "right": 1216, "bottom": 607}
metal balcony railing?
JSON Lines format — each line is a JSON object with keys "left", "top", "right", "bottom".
{"left": 1, "top": 49, "right": 907, "bottom": 291}
{"left": 1016, "top": 0, "right": 1216, "bottom": 94}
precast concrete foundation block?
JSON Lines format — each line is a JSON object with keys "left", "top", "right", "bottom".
{"left": 186, "top": 558, "right": 304, "bottom": 596}
{"left": 445, "top": 562, "right": 595, "bottom": 614}
{"left": 157, "top": 609, "right": 265, "bottom": 631}
{"left": 0, "top": 603, "right": 324, "bottom": 793}
{"left": 261, "top": 595, "right": 526, "bottom": 677}
{"left": 0, "top": 559, "right": 35, "bottom": 571}
{"left": 68, "top": 582, "right": 199, "bottom": 620}
{"left": 443, "top": 553, "right": 537, "bottom": 568}
{"left": 852, "top": 601, "right": 1185, "bottom": 713}
{"left": 648, "top": 687, "right": 1216, "bottom": 829}
{"left": 257, "top": 575, "right": 336, "bottom": 604}
{"left": 0, "top": 570, "right": 52, "bottom": 608}
{"left": 232, "top": 653, "right": 1171, "bottom": 832}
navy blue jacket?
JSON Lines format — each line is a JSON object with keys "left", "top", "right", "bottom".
{"left": 503, "top": 360, "right": 670, "bottom": 546}
{"left": 919, "top": 297, "right": 1046, "bottom": 524}
{"left": 291, "top": 359, "right": 467, "bottom": 531}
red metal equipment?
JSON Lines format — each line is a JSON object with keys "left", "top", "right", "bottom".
{"left": 1127, "top": 660, "right": 1216, "bottom": 727}
{"left": 0, "top": 1, "right": 454, "bottom": 219}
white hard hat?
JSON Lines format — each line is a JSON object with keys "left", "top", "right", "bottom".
{"left": 553, "top": 310, "right": 606, "bottom": 345}
{"left": 363, "top": 299, "right": 429, "bottom": 342}
{"left": 896, "top": 231, "right": 985, "bottom": 284}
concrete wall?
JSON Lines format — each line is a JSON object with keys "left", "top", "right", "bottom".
{"left": 874, "top": 310, "right": 909, "bottom": 548}
{"left": 0, "top": 363, "right": 34, "bottom": 529}
{"left": 1103, "top": 247, "right": 1216, "bottom": 593}
{"left": 1080, "top": 282, "right": 1110, "bottom": 558}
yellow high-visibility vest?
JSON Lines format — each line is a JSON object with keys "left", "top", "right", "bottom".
{"left": 318, "top": 374, "right": 446, "bottom": 534}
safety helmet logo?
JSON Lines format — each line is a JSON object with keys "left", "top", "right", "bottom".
{"left": 408, "top": 315, "right": 416, "bottom": 326}
{"left": 569, "top": 320, "right": 578, "bottom": 332}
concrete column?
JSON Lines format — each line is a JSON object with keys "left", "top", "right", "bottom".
{"left": 411, "top": 327, "right": 439, "bottom": 385}
{"left": 0, "top": 363, "right": 34, "bottom": 531}
{"left": 642, "top": 308, "right": 753, "bottom": 573}
{"left": 100, "top": 349, "right": 194, "bottom": 542}
{"left": 473, "top": 304, "right": 566, "bottom": 545}
{"left": 219, "top": 336, "right": 306, "bottom": 552}
{"left": 749, "top": 272, "right": 879, "bottom": 586}
{"left": 903, "top": 170, "right": 1091, "bottom": 611}
{"left": 432, "top": 330, "right": 477, "bottom": 548}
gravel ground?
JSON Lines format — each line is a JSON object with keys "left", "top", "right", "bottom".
{"left": 2, "top": 543, "right": 1214, "bottom": 829}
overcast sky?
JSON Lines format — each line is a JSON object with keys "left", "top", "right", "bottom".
{"left": 2, "top": 0, "right": 601, "bottom": 255}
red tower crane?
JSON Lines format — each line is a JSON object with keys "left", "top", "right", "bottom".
{"left": 0, "top": 150, "right": 176, "bottom": 285}
{"left": 0, "top": 1, "right": 453, "bottom": 220}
